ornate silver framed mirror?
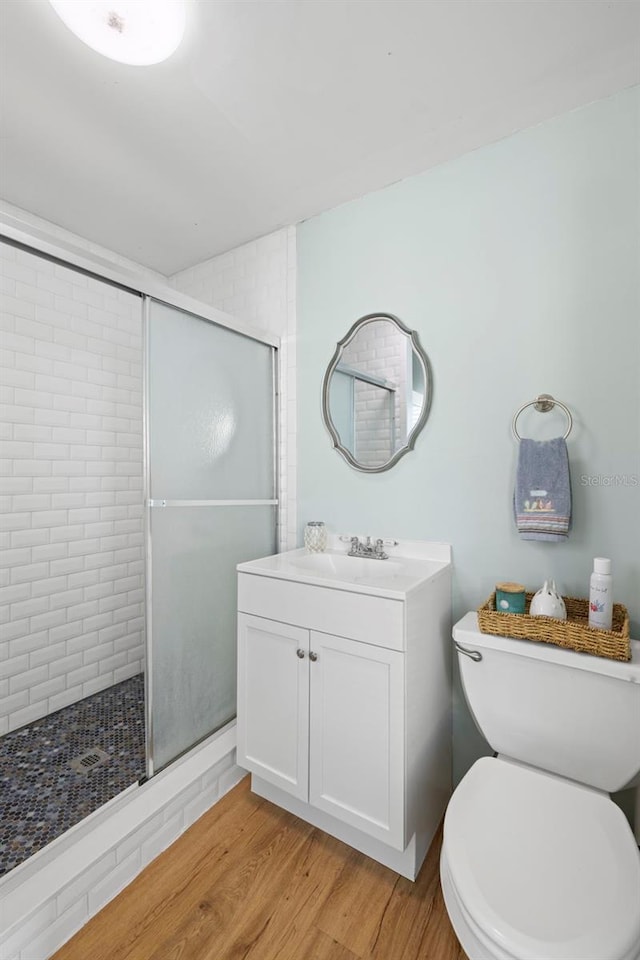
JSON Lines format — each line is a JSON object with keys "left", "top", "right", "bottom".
{"left": 321, "top": 312, "right": 432, "bottom": 473}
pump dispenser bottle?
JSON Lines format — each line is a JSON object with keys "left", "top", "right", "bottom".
{"left": 588, "top": 558, "right": 613, "bottom": 630}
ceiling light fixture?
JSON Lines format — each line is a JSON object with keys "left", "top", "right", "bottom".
{"left": 48, "top": 0, "right": 186, "bottom": 66}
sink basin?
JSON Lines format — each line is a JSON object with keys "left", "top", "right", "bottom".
{"left": 291, "top": 553, "right": 403, "bottom": 579}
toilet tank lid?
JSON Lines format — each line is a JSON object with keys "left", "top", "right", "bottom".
{"left": 453, "top": 612, "right": 640, "bottom": 682}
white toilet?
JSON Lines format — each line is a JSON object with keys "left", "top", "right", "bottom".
{"left": 442, "top": 612, "right": 640, "bottom": 960}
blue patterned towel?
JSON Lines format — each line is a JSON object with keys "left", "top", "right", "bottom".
{"left": 514, "top": 437, "right": 571, "bottom": 541}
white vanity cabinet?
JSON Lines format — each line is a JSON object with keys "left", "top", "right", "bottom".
{"left": 236, "top": 542, "right": 452, "bottom": 881}
{"left": 238, "top": 614, "right": 405, "bottom": 848}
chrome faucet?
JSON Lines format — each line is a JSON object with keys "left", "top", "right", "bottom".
{"left": 348, "top": 536, "right": 389, "bottom": 560}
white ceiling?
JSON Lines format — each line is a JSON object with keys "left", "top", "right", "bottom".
{"left": 1, "top": 0, "right": 639, "bottom": 275}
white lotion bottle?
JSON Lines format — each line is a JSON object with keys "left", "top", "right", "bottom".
{"left": 588, "top": 557, "right": 613, "bottom": 630}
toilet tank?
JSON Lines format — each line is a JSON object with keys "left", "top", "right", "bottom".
{"left": 453, "top": 613, "right": 640, "bottom": 792}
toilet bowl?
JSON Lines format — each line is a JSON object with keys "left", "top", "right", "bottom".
{"left": 444, "top": 614, "right": 640, "bottom": 960}
{"left": 441, "top": 757, "right": 640, "bottom": 960}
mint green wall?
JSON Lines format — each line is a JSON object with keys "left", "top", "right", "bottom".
{"left": 297, "top": 87, "right": 640, "bottom": 783}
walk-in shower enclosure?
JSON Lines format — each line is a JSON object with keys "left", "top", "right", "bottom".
{"left": 0, "top": 228, "right": 278, "bottom": 871}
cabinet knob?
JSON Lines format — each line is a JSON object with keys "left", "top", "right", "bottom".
{"left": 309, "top": 651, "right": 318, "bottom": 662}
{"left": 296, "top": 648, "right": 305, "bottom": 659}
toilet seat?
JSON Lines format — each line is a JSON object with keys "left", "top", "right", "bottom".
{"left": 442, "top": 757, "right": 640, "bottom": 960}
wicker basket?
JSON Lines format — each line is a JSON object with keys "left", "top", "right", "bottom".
{"left": 477, "top": 593, "right": 630, "bottom": 661}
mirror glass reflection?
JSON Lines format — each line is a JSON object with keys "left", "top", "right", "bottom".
{"left": 322, "top": 313, "right": 432, "bottom": 473}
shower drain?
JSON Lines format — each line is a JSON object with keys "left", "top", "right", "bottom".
{"left": 70, "top": 747, "right": 110, "bottom": 775}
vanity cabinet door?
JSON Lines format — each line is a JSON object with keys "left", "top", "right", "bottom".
{"left": 308, "top": 631, "right": 405, "bottom": 850}
{"left": 237, "top": 614, "right": 310, "bottom": 801}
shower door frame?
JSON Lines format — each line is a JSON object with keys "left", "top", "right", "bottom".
{"left": 0, "top": 218, "right": 281, "bottom": 786}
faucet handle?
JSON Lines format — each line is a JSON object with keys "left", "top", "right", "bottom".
{"left": 375, "top": 538, "right": 388, "bottom": 559}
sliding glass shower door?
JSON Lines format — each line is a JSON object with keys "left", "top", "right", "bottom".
{"left": 146, "top": 300, "right": 277, "bottom": 774}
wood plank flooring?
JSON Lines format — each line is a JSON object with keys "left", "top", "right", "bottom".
{"left": 53, "top": 776, "right": 467, "bottom": 960}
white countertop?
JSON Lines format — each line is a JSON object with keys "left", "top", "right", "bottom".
{"left": 237, "top": 542, "right": 451, "bottom": 600}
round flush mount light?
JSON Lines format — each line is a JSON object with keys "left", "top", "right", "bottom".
{"left": 48, "top": 0, "right": 186, "bottom": 66}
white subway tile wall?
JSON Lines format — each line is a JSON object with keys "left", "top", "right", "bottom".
{"left": 171, "top": 227, "right": 297, "bottom": 551}
{"left": 0, "top": 241, "right": 145, "bottom": 734}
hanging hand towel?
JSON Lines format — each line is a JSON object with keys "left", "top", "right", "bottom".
{"left": 514, "top": 437, "right": 571, "bottom": 541}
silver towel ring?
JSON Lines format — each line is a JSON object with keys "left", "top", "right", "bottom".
{"left": 512, "top": 394, "right": 573, "bottom": 441}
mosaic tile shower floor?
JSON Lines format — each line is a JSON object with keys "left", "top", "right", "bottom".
{"left": 0, "top": 675, "right": 145, "bottom": 876}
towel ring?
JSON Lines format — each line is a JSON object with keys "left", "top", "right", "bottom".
{"left": 512, "top": 394, "right": 573, "bottom": 441}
